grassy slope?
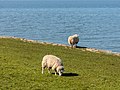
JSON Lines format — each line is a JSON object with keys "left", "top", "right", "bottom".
{"left": 0, "top": 38, "right": 120, "bottom": 90}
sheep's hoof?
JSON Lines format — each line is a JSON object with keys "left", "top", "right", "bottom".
{"left": 55, "top": 72, "right": 57, "bottom": 76}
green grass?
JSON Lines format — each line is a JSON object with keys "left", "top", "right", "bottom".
{"left": 0, "top": 38, "right": 120, "bottom": 90}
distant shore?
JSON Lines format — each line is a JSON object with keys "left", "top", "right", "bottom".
{"left": 0, "top": 36, "right": 120, "bottom": 56}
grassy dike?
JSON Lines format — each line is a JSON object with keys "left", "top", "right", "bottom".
{"left": 0, "top": 37, "right": 120, "bottom": 90}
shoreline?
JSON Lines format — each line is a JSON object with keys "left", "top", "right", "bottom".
{"left": 0, "top": 36, "right": 120, "bottom": 56}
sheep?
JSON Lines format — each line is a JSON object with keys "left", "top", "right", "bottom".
{"left": 41, "top": 55, "right": 64, "bottom": 76}
{"left": 68, "top": 34, "right": 79, "bottom": 47}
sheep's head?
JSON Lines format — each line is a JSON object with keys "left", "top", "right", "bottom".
{"left": 57, "top": 66, "right": 64, "bottom": 76}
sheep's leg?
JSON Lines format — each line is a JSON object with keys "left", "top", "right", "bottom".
{"left": 74, "top": 44, "right": 77, "bottom": 48}
{"left": 55, "top": 72, "right": 57, "bottom": 75}
{"left": 42, "top": 67, "right": 45, "bottom": 74}
{"left": 71, "top": 44, "right": 73, "bottom": 48}
{"left": 55, "top": 69, "right": 57, "bottom": 75}
{"left": 48, "top": 68, "right": 51, "bottom": 74}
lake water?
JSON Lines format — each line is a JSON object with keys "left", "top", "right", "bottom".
{"left": 0, "top": 1, "right": 120, "bottom": 53}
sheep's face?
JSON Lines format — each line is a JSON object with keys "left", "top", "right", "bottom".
{"left": 57, "top": 66, "right": 64, "bottom": 76}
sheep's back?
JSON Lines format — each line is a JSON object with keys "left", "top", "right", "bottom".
{"left": 42, "top": 55, "right": 62, "bottom": 68}
{"left": 68, "top": 36, "right": 79, "bottom": 45}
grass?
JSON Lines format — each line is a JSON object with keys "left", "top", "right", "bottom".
{"left": 0, "top": 38, "right": 120, "bottom": 90}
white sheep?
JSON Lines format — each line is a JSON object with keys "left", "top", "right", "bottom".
{"left": 68, "top": 34, "right": 79, "bottom": 47}
{"left": 41, "top": 55, "right": 64, "bottom": 76}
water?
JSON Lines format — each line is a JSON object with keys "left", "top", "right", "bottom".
{"left": 0, "top": 2, "right": 120, "bottom": 52}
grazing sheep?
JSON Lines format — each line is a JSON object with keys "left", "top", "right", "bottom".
{"left": 42, "top": 55, "right": 64, "bottom": 76}
{"left": 68, "top": 34, "right": 79, "bottom": 47}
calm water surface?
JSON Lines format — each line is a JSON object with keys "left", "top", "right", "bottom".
{"left": 0, "top": 8, "right": 120, "bottom": 52}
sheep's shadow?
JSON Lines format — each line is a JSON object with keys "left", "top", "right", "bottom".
{"left": 62, "top": 73, "right": 79, "bottom": 77}
{"left": 51, "top": 72, "right": 79, "bottom": 77}
{"left": 76, "top": 46, "right": 87, "bottom": 48}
